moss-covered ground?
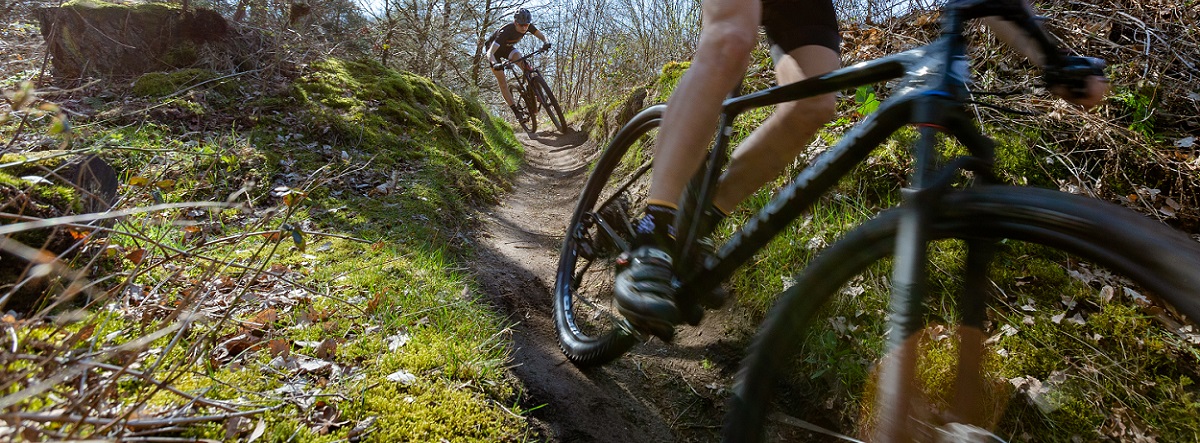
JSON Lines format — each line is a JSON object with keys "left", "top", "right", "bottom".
{"left": 2, "top": 57, "right": 530, "bottom": 441}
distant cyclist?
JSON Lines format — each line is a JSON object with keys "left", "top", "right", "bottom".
{"left": 487, "top": 8, "right": 552, "bottom": 122}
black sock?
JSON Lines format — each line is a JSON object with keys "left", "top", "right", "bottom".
{"left": 635, "top": 204, "right": 677, "bottom": 249}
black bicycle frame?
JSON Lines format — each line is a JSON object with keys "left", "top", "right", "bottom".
{"left": 503, "top": 47, "right": 549, "bottom": 92}
{"left": 673, "top": 0, "right": 1064, "bottom": 348}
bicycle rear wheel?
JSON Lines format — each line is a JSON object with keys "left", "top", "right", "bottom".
{"left": 510, "top": 84, "right": 536, "bottom": 133}
{"left": 553, "top": 105, "right": 666, "bottom": 366}
{"left": 531, "top": 75, "right": 568, "bottom": 133}
{"left": 724, "top": 186, "right": 1200, "bottom": 441}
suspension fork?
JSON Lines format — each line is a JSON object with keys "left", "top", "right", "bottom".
{"left": 873, "top": 123, "right": 940, "bottom": 440}
{"left": 874, "top": 92, "right": 1000, "bottom": 438}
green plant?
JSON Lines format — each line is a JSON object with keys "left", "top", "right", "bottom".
{"left": 854, "top": 85, "right": 881, "bottom": 116}
{"left": 1112, "top": 85, "right": 1158, "bottom": 139}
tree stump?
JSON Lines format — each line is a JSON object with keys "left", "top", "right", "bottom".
{"left": 35, "top": 1, "right": 267, "bottom": 80}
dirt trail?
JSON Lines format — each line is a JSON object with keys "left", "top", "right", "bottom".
{"left": 471, "top": 128, "right": 747, "bottom": 442}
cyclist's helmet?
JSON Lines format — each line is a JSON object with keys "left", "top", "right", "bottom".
{"left": 514, "top": 8, "right": 532, "bottom": 24}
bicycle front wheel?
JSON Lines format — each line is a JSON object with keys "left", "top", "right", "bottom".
{"left": 510, "top": 84, "right": 536, "bottom": 133}
{"left": 725, "top": 186, "right": 1200, "bottom": 442}
{"left": 531, "top": 75, "right": 568, "bottom": 133}
{"left": 553, "top": 104, "right": 666, "bottom": 366}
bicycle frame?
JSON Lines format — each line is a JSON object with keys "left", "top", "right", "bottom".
{"left": 501, "top": 47, "right": 549, "bottom": 96}
{"left": 628, "top": 0, "right": 1078, "bottom": 434}
{"left": 643, "top": 0, "right": 1068, "bottom": 431}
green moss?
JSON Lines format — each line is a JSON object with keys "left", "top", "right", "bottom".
{"left": 290, "top": 57, "right": 520, "bottom": 201}
{"left": 653, "top": 61, "right": 690, "bottom": 103}
{"left": 162, "top": 41, "right": 199, "bottom": 67}
{"left": 62, "top": 0, "right": 178, "bottom": 16}
{"left": 131, "top": 68, "right": 220, "bottom": 97}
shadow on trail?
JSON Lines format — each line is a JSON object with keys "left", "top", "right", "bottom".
{"left": 529, "top": 129, "right": 588, "bottom": 149}
{"left": 470, "top": 127, "right": 679, "bottom": 442}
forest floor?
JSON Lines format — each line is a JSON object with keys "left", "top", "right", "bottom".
{"left": 469, "top": 127, "right": 753, "bottom": 442}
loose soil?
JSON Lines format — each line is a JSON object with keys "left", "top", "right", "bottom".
{"left": 470, "top": 128, "right": 753, "bottom": 442}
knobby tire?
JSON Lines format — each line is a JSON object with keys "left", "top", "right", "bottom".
{"left": 724, "top": 186, "right": 1200, "bottom": 442}
{"left": 553, "top": 105, "right": 668, "bottom": 366}
{"left": 532, "top": 75, "right": 568, "bottom": 134}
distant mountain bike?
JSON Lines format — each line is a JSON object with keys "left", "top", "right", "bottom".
{"left": 552, "top": 0, "right": 1200, "bottom": 440}
{"left": 498, "top": 46, "right": 568, "bottom": 134}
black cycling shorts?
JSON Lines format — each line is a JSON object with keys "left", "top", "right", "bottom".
{"left": 761, "top": 0, "right": 841, "bottom": 57}
{"left": 492, "top": 46, "right": 517, "bottom": 70}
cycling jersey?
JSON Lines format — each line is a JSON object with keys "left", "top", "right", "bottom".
{"left": 487, "top": 23, "right": 540, "bottom": 52}
{"left": 487, "top": 23, "right": 540, "bottom": 65}
{"left": 762, "top": 0, "right": 841, "bottom": 55}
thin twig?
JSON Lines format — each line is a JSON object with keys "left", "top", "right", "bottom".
{"left": 1, "top": 406, "right": 277, "bottom": 429}
{"left": 12, "top": 355, "right": 242, "bottom": 412}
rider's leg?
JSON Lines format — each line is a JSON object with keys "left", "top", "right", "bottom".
{"left": 512, "top": 50, "right": 531, "bottom": 73}
{"left": 493, "top": 51, "right": 527, "bottom": 121}
{"left": 712, "top": 45, "right": 840, "bottom": 212}
{"left": 492, "top": 68, "right": 514, "bottom": 107}
{"left": 614, "top": 0, "right": 760, "bottom": 339}
{"left": 648, "top": 0, "right": 761, "bottom": 216}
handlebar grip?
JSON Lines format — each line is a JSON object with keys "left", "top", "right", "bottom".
{"left": 1044, "top": 56, "right": 1106, "bottom": 98}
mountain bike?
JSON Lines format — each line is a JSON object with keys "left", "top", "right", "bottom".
{"left": 552, "top": 0, "right": 1200, "bottom": 440}
{"left": 498, "top": 46, "right": 568, "bottom": 134}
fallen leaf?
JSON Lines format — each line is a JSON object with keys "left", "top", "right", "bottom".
{"left": 268, "top": 339, "right": 291, "bottom": 358}
{"left": 367, "top": 291, "right": 386, "bottom": 312}
{"left": 63, "top": 323, "right": 96, "bottom": 348}
{"left": 297, "top": 357, "right": 333, "bottom": 375}
{"left": 1051, "top": 313, "right": 1065, "bottom": 324}
{"left": 284, "top": 192, "right": 306, "bottom": 207}
{"left": 309, "top": 401, "right": 347, "bottom": 435}
{"left": 315, "top": 338, "right": 339, "bottom": 359}
{"left": 1067, "top": 313, "right": 1086, "bottom": 325}
{"left": 244, "top": 308, "right": 279, "bottom": 333}
{"left": 386, "top": 370, "right": 417, "bottom": 385}
{"left": 247, "top": 419, "right": 267, "bottom": 443}
{"left": 386, "top": 333, "right": 410, "bottom": 351}
{"left": 225, "top": 416, "right": 252, "bottom": 440}
{"left": 125, "top": 248, "right": 146, "bottom": 264}
{"left": 20, "top": 175, "right": 52, "bottom": 185}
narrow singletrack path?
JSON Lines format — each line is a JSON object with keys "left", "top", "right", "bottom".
{"left": 471, "top": 128, "right": 747, "bottom": 442}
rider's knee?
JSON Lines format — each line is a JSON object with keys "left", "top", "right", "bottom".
{"left": 779, "top": 93, "right": 837, "bottom": 129}
{"left": 700, "top": 25, "right": 757, "bottom": 69}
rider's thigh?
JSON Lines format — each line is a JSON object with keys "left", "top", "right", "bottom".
{"left": 699, "top": 0, "right": 760, "bottom": 58}
{"left": 775, "top": 45, "right": 840, "bottom": 125}
{"left": 509, "top": 51, "right": 528, "bottom": 70}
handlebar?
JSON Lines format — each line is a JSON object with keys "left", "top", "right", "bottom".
{"left": 946, "top": 0, "right": 1105, "bottom": 95}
